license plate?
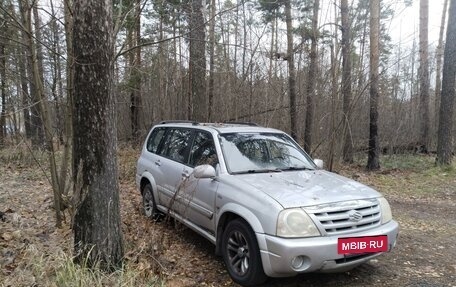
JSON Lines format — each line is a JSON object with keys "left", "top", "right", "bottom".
{"left": 337, "top": 235, "right": 388, "bottom": 254}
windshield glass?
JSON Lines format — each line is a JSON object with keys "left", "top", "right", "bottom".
{"left": 219, "top": 132, "right": 315, "bottom": 174}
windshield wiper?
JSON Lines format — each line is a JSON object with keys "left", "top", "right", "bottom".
{"left": 281, "top": 166, "right": 313, "bottom": 171}
{"left": 234, "top": 168, "right": 283, "bottom": 174}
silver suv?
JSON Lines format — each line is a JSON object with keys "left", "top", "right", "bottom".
{"left": 136, "top": 121, "right": 399, "bottom": 286}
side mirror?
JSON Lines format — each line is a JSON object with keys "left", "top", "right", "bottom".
{"left": 314, "top": 159, "right": 324, "bottom": 169}
{"left": 193, "top": 164, "right": 216, "bottom": 179}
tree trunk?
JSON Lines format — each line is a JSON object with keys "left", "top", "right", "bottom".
{"left": 434, "top": 0, "right": 449, "bottom": 141}
{"left": 285, "top": 0, "right": 297, "bottom": 140}
{"left": 0, "top": 43, "right": 5, "bottom": 147}
{"left": 32, "top": 2, "right": 48, "bottom": 149}
{"left": 304, "top": 0, "right": 320, "bottom": 154}
{"left": 20, "top": 0, "right": 63, "bottom": 226}
{"left": 208, "top": 0, "right": 216, "bottom": 122}
{"left": 19, "top": 0, "right": 44, "bottom": 147}
{"left": 189, "top": 0, "right": 207, "bottom": 122}
{"left": 419, "top": 0, "right": 430, "bottom": 153}
{"left": 367, "top": 0, "right": 380, "bottom": 171}
{"left": 72, "top": 0, "right": 123, "bottom": 269}
{"left": 436, "top": 0, "right": 456, "bottom": 166}
{"left": 18, "top": 44, "right": 32, "bottom": 139}
{"left": 64, "top": 0, "right": 74, "bottom": 125}
{"left": 341, "top": 0, "right": 354, "bottom": 163}
{"left": 130, "top": 0, "right": 141, "bottom": 141}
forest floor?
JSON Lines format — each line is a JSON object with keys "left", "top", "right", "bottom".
{"left": 1, "top": 149, "right": 456, "bottom": 287}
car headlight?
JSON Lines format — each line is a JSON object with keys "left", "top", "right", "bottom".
{"left": 277, "top": 208, "right": 320, "bottom": 238}
{"left": 378, "top": 197, "right": 392, "bottom": 224}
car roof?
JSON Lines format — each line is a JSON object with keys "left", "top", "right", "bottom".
{"left": 154, "top": 121, "right": 283, "bottom": 134}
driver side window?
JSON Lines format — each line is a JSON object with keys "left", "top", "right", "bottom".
{"left": 189, "top": 131, "right": 218, "bottom": 167}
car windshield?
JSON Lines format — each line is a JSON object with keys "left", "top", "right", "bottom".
{"left": 219, "top": 132, "right": 316, "bottom": 174}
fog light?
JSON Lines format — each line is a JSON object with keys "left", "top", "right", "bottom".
{"left": 291, "top": 256, "right": 305, "bottom": 269}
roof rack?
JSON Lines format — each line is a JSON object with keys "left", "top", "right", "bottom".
{"left": 159, "top": 120, "right": 199, "bottom": 125}
{"left": 223, "top": 121, "right": 259, "bottom": 126}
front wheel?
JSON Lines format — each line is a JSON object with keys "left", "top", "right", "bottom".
{"left": 222, "top": 219, "right": 267, "bottom": 286}
{"left": 142, "top": 184, "right": 161, "bottom": 220}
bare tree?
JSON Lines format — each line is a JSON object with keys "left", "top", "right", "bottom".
{"left": 72, "top": 0, "right": 124, "bottom": 268}
{"left": 436, "top": 0, "right": 456, "bottom": 166}
{"left": 18, "top": 0, "right": 44, "bottom": 147}
{"left": 0, "top": 41, "right": 5, "bottom": 147}
{"left": 341, "top": 0, "right": 353, "bottom": 163}
{"left": 367, "top": 0, "right": 380, "bottom": 170}
{"left": 304, "top": 0, "right": 320, "bottom": 154}
{"left": 19, "top": 0, "right": 63, "bottom": 226}
{"left": 285, "top": 0, "right": 297, "bottom": 139}
{"left": 419, "top": 0, "right": 430, "bottom": 152}
{"left": 434, "top": 0, "right": 449, "bottom": 135}
{"left": 188, "top": 0, "right": 207, "bottom": 121}
{"left": 129, "top": 0, "right": 142, "bottom": 141}
{"left": 208, "top": 0, "right": 216, "bottom": 122}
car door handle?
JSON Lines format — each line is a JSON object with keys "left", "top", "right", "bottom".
{"left": 182, "top": 170, "right": 190, "bottom": 178}
{"left": 155, "top": 160, "right": 161, "bottom": 166}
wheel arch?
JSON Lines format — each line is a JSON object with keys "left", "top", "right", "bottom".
{"left": 215, "top": 204, "right": 266, "bottom": 256}
{"left": 139, "top": 172, "right": 158, "bottom": 196}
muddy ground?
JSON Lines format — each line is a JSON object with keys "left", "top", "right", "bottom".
{"left": 1, "top": 154, "right": 455, "bottom": 286}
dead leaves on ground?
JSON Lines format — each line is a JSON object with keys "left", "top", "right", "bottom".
{"left": 2, "top": 154, "right": 456, "bottom": 287}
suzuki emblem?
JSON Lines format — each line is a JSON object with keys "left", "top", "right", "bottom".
{"left": 348, "top": 210, "right": 363, "bottom": 222}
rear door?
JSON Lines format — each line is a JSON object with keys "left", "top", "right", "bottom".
{"left": 155, "top": 128, "right": 194, "bottom": 211}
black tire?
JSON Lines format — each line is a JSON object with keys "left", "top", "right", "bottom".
{"left": 142, "top": 184, "right": 161, "bottom": 220}
{"left": 222, "top": 219, "right": 267, "bottom": 286}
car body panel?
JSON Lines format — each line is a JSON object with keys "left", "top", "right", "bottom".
{"left": 233, "top": 170, "right": 381, "bottom": 209}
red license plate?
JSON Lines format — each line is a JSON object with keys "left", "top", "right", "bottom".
{"left": 337, "top": 235, "right": 388, "bottom": 254}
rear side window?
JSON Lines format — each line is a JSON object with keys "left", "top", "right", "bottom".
{"left": 146, "top": 128, "right": 166, "bottom": 153}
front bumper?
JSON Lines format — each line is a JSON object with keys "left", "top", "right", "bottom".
{"left": 257, "top": 220, "right": 399, "bottom": 277}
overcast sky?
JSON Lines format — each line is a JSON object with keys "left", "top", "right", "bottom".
{"left": 387, "top": 0, "right": 448, "bottom": 47}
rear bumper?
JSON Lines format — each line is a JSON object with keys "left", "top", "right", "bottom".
{"left": 257, "top": 220, "right": 399, "bottom": 277}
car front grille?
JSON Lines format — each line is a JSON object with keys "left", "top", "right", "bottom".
{"left": 305, "top": 199, "right": 381, "bottom": 236}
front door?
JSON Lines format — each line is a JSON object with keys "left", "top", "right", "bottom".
{"left": 179, "top": 130, "right": 219, "bottom": 233}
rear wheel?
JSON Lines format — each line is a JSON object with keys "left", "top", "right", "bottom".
{"left": 222, "top": 219, "right": 267, "bottom": 286}
{"left": 142, "top": 184, "right": 161, "bottom": 220}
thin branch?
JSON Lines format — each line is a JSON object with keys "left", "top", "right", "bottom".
{"left": 115, "top": 0, "right": 247, "bottom": 59}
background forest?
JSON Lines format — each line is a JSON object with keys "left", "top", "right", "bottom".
{"left": 0, "top": 0, "right": 454, "bottom": 169}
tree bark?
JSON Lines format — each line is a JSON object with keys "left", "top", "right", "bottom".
{"left": 341, "top": 0, "right": 354, "bottom": 163}
{"left": 208, "top": 0, "right": 216, "bottom": 122}
{"left": 436, "top": 0, "right": 456, "bottom": 166}
{"left": 303, "top": 0, "right": 319, "bottom": 154}
{"left": 188, "top": 0, "right": 207, "bottom": 122}
{"left": 130, "top": 0, "right": 141, "bottom": 141}
{"left": 419, "top": 0, "right": 430, "bottom": 153}
{"left": 285, "top": 0, "right": 297, "bottom": 140}
{"left": 0, "top": 43, "right": 5, "bottom": 147}
{"left": 72, "top": 0, "right": 123, "bottom": 269}
{"left": 434, "top": 0, "right": 449, "bottom": 139}
{"left": 367, "top": 0, "right": 380, "bottom": 171}
{"left": 18, "top": 44, "right": 32, "bottom": 139}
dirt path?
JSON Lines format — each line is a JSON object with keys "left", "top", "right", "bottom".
{"left": 1, "top": 161, "right": 455, "bottom": 286}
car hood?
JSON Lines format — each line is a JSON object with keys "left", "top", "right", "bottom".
{"left": 235, "top": 170, "right": 381, "bottom": 209}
